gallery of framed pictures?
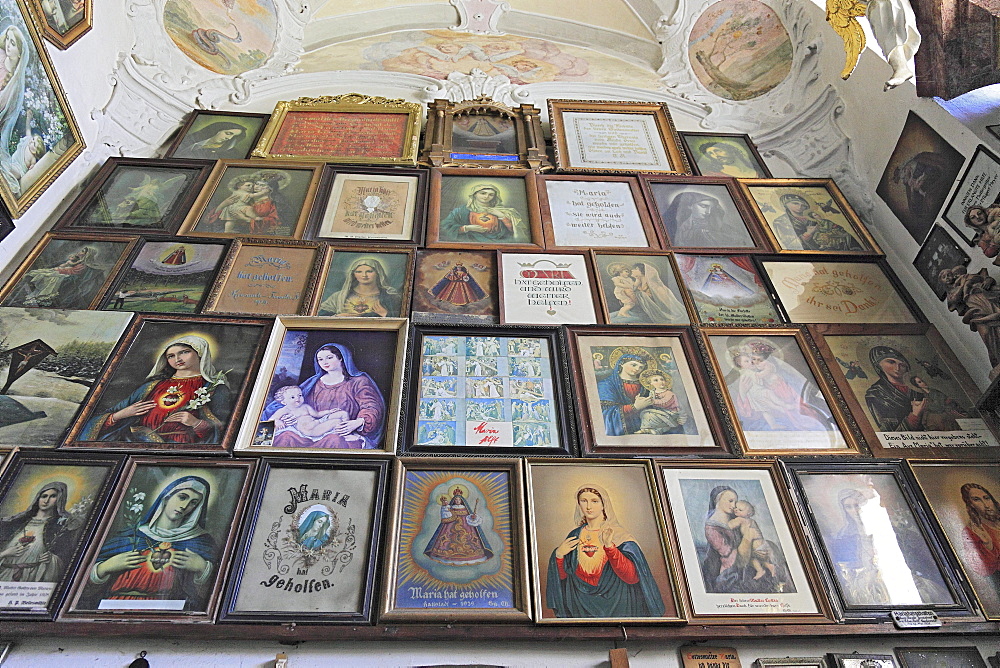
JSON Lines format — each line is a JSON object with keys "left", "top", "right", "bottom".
{"left": 0, "top": 93, "right": 999, "bottom": 657}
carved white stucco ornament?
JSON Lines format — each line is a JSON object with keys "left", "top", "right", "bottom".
{"left": 419, "top": 68, "right": 532, "bottom": 108}
{"left": 450, "top": 0, "right": 510, "bottom": 35}
{"left": 826, "top": 0, "right": 921, "bottom": 89}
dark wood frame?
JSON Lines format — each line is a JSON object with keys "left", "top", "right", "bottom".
{"left": 203, "top": 239, "right": 323, "bottom": 317}
{"left": 402, "top": 324, "right": 575, "bottom": 456}
{"left": 409, "top": 248, "right": 500, "bottom": 326}
{"left": 895, "top": 647, "right": 987, "bottom": 668}
{"left": 381, "top": 457, "right": 531, "bottom": 622}
{"left": 59, "top": 456, "right": 256, "bottom": 623}
{"left": 679, "top": 131, "right": 772, "bottom": 178}
{"left": 702, "top": 327, "right": 864, "bottom": 456}
{"left": 672, "top": 252, "right": 785, "bottom": 326}
{"left": 218, "top": 456, "right": 390, "bottom": 624}
{"left": 419, "top": 97, "right": 550, "bottom": 171}
{"left": 95, "top": 236, "right": 230, "bottom": 314}
{"left": 564, "top": 325, "right": 728, "bottom": 456}
{"left": 177, "top": 159, "right": 324, "bottom": 240}
{"left": 54, "top": 158, "right": 213, "bottom": 236}
{"left": 783, "top": 459, "right": 977, "bottom": 622}
{"left": 537, "top": 174, "right": 661, "bottom": 251}
{"left": 27, "top": 0, "right": 92, "bottom": 49}
{"left": 0, "top": 232, "right": 139, "bottom": 310}
{"left": 426, "top": 167, "right": 544, "bottom": 251}
{"left": 547, "top": 99, "right": 691, "bottom": 175}
{"left": 305, "top": 165, "right": 428, "bottom": 245}
{"left": 828, "top": 654, "right": 897, "bottom": 668}
{"left": 655, "top": 459, "right": 836, "bottom": 625}
{"left": 942, "top": 145, "right": 1000, "bottom": 245}
{"left": 527, "top": 457, "right": 687, "bottom": 624}
{"left": 497, "top": 250, "right": 600, "bottom": 325}
{"left": 913, "top": 225, "right": 971, "bottom": 300}
{"left": 0, "top": 450, "right": 123, "bottom": 620}
{"left": 306, "top": 244, "right": 415, "bottom": 319}
{"left": 752, "top": 659, "right": 827, "bottom": 668}
{"left": 639, "top": 174, "right": 771, "bottom": 252}
{"left": 62, "top": 313, "right": 270, "bottom": 453}
{"left": 163, "top": 110, "right": 269, "bottom": 160}
{"left": 589, "top": 250, "right": 692, "bottom": 325}
{"left": 738, "top": 179, "right": 882, "bottom": 256}
{"left": 756, "top": 255, "right": 925, "bottom": 325}
{"left": 809, "top": 323, "right": 999, "bottom": 459}
{"left": 251, "top": 94, "right": 422, "bottom": 166}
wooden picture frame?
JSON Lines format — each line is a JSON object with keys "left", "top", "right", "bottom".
{"left": 536, "top": 174, "right": 660, "bottom": 251}
{"left": 590, "top": 251, "right": 690, "bottom": 325}
{"left": 381, "top": 457, "right": 531, "bottom": 622}
{"left": 895, "top": 647, "right": 987, "bottom": 668}
{"left": 427, "top": 168, "right": 543, "bottom": 250}
{"left": 527, "top": 458, "right": 685, "bottom": 624}
{"left": 177, "top": 159, "right": 323, "bottom": 240}
{"left": 656, "top": 459, "right": 834, "bottom": 625}
{"left": 908, "top": 460, "right": 1000, "bottom": 621}
{"left": 784, "top": 459, "right": 976, "bottom": 621}
{"left": 809, "top": 323, "right": 1000, "bottom": 458}
{"left": 63, "top": 314, "right": 270, "bottom": 453}
{"left": 828, "top": 655, "right": 897, "bottom": 668}
{"left": 219, "top": 456, "right": 390, "bottom": 623}
{"left": 680, "top": 132, "right": 772, "bottom": 179}
{"left": 565, "top": 326, "right": 727, "bottom": 456}
{"left": 203, "top": 239, "right": 322, "bottom": 317}
{"left": 419, "top": 97, "right": 550, "bottom": 170}
{"left": 943, "top": 145, "right": 1000, "bottom": 246}
{"left": 0, "top": 450, "right": 123, "bottom": 620}
{"left": 233, "top": 317, "right": 407, "bottom": 456}
{"left": 306, "top": 165, "right": 427, "bottom": 245}
{"left": 498, "top": 251, "right": 599, "bottom": 325}
{"left": 308, "top": 245, "right": 414, "bottom": 319}
{"left": 640, "top": 175, "right": 770, "bottom": 252}
{"left": 673, "top": 253, "right": 783, "bottom": 326}
{"left": 0, "top": 232, "right": 138, "bottom": 310}
{"left": 753, "top": 660, "right": 827, "bottom": 668}
{"left": 251, "top": 94, "right": 422, "bottom": 166}
{"left": 164, "top": 110, "right": 269, "bottom": 161}
{"left": 739, "top": 179, "right": 881, "bottom": 255}
{"left": 913, "top": 225, "right": 971, "bottom": 300}
{"left": 403, "top": 324, "right": 573, "bottom": 456}
{"left": 0, "top": 306, "right": 132, "bottom": 449}
{"left": 0, "top": 0, "right": 85, "bottom": 218}
{"left": 27, "top": 0, "right": 91, "bottom": 49}
{"left": 54, "top": 158, "right": 214, "bottom": 236}
{"left": 547, "top": 99, "right": 690, "bottom": 175}
{"left": 60, "top": 456, "right": 255, "bottom": 622}
{"left": 97, "top": 237, "right": 228, "bottom": 315}
{"left": 703, "top": 327, "right": 863, "bottom": 456}
{"left": 758, "top": 257, "right": 923, "bottom": 324}
{"left": 409, "top": 249, "right": 500, "bottom": 326}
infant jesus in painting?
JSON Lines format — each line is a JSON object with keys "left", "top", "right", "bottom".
{"left": 728, "top": 499, "right": 778, "bottom": 580}
{"left": 270, "top": 385, "right": 360, "bottom": 443}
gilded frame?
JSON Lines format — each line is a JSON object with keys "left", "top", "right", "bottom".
{"left": 590, "top": 250, "right": 691, "bottom": 325}
{"left": 680, "top": 131, "right": 772, "bottom": 179}
{"left": 251, "top": 94, "right": 421, "bottom": 166}
{"left": 307, "top": 244, "right": 415, "bottom": 319}
{"left": 177, "top": 159, "right": 323, "bottom": 240}
{"left": 784, "top": 459, "right": 977, "bottom": 621}
{"left": 703, "top": 327, "right": 863, "bottom": 456}
{"left": 547, "top": 99, "right": 691, "bottom": 175}
{"left": 203, "top": 239, "right": 323, "bottom": 317}
{"left": 655, "top": 459, "right": 835, "bottom": 625}
{"left": 0, "top": 0, "right": 85, "bottom": 218}
{"left": 809, "top": 323, "right": 1000, "bottom": 459}
{"left": 233, "top": 316, "right": 407, "bottom": 457}
{"left": 526, "top": 458, "right": 686, "bottom": 624}
{"left": 218, "top": 456, "right": 390, "bottom": 623}
{"left": 27, "top": 0, "right": 91, "bottom": 49}
{"left": 60, "top": 456, "right": 256, "bottom": 623}
{"left": 739, "top": 179, "right": 882, "bottom": 256}
{"left": 380, "top": 457, "right": 531, "bottom": 622}
{"left": 419, "top": 96, "right": 550, "bottom": 170}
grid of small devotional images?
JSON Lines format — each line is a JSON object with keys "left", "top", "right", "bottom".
{"left": 0, "top": 95, "right": 997, "bottom": 649}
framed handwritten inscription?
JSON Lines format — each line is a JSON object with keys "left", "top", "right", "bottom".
{"left": 402, "top": 325, "right": 573, "bottom": 456}
{"left": 252, "top": 94, "right": 422, "bottom": 166}
{"left": 498, "top": 252, "right": 598, "bottom": 325}
{"left": 204, "top": 240, "right": 321, "bottom": 317}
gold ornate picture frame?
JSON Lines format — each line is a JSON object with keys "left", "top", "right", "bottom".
{"left": 27, "top": 0, "right": 91, "bottom": 49}
{"left": 251, "top": 94, "right": 422, "bottom": 166}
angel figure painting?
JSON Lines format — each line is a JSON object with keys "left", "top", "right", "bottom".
{"left": 73, "top": 165, "right": 200, "bottom": 232}
{"left": 392, "top": 469, "right": 514, "bottom": 611}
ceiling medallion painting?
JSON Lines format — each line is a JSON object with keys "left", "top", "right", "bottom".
{"left": 163, "top": 0, "right": 279, "bottom": 75}
{"left": 687, "top": 0, "right": 792, "bottom": 100}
